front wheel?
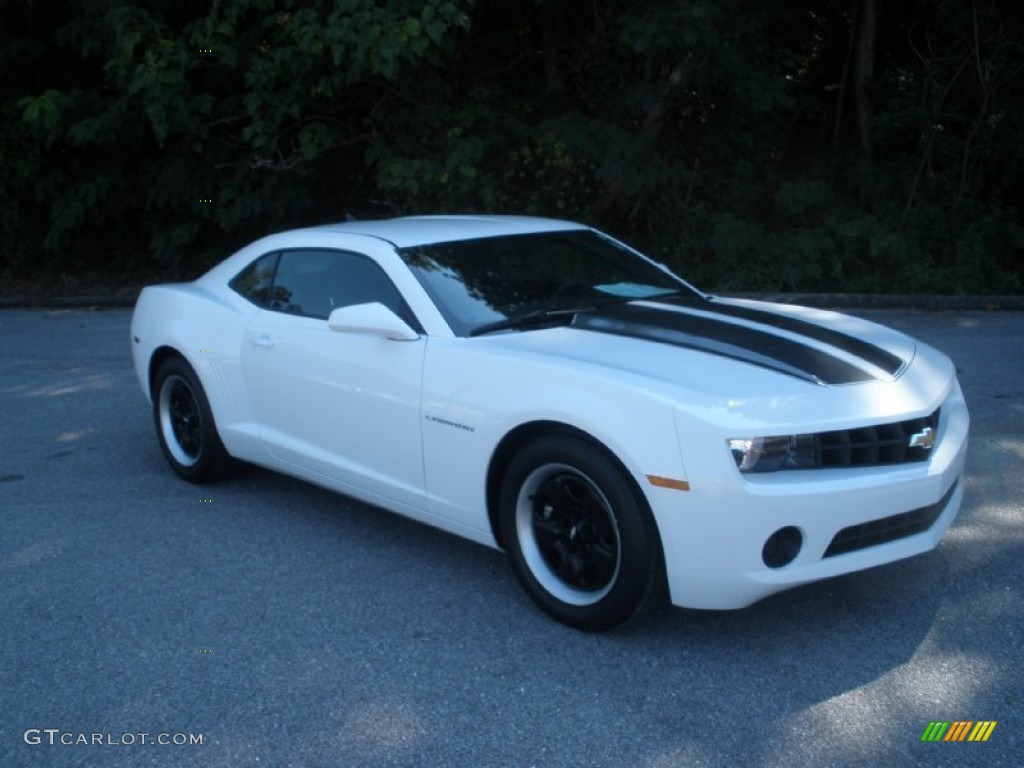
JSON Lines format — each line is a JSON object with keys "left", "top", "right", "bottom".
{"left": 499, "top": 433, "right": 664, "bottom": 631}
{"left": 153, "top": 356, "right": 232, "bottom": 483}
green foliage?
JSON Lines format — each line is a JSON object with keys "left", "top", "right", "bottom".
{"left": 0, "top": 0, "right": 1021, "bottom": 293}
{"left": 3, "top": 0, "right": 474, "bottom": 276}
{"left": 0, "top": 117, "right": 45, "bottom": 274}
{"left": 19, "top": 90, "right": 62, "bottom": 131}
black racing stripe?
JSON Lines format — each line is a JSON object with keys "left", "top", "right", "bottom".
{"left": 655, "top": 296, "right": 904, "bottom": 375}
{"left": 572, "top": 303, "right": 876, "bottom": 385}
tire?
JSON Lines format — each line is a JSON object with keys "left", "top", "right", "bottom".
{"left": 499, "top": 433, "right": 664, "bottom": 631}
{"left": 153, "top": 356, "right": 232, "bottom": 483}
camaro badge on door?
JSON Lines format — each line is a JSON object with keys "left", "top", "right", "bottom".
{"left": 908, "top": 426, "right": 937, "bottom": 450}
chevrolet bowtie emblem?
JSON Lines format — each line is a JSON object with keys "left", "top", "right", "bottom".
{"left": 908, "top": 426, "right": 936, "bottom": 450}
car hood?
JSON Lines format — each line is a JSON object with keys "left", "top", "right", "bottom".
{"left": 472, "top": 297, "right": 950, "bottom": 429}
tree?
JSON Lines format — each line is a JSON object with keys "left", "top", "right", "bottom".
{"left": 3, "top": 0, "right": 1021, "bottom": 293}
{"left": 11, "top": 0, "right": 472, "bottom": 273}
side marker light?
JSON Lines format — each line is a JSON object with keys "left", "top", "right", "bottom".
{"left": 646, "top": 475, "right": 691, "bottom": 492}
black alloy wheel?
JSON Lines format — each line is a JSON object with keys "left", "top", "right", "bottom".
{"left": 499, "top": 432, "right": 664, "bottom": 631}
{"left": 153, "top": 356, "right": 232, "bottom": 483}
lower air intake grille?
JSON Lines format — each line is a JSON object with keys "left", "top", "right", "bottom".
{"left": 823, "top": 480, "right": 958, "bottom": 558}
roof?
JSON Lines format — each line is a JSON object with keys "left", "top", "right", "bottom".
{"left": 302, "top": 215, "right": 588, "bottom": 248}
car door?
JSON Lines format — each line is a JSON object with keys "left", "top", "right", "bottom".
{"left": 240, "top": 248, "right": 427, "bottom": 510}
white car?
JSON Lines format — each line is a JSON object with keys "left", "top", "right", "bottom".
{"left": 131, "top": 215, "right": 969, "bottom": 630}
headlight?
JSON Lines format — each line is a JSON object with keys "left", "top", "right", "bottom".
{"left": 728, "top": 435, "right": 817, "bottom": 473}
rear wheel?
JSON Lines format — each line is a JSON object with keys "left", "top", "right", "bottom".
{"left": 499, "top": 433, "right": 663, "bottom": 631}
{"left": 153, "top": 356, "right": 232, "bottom": 483}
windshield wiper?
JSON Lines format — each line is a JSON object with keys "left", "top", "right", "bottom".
{"left": 468, "top": 308, "right": 583, "bottom": 337}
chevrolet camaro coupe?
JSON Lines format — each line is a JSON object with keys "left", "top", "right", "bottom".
{"left": 131, "top": 216, "right": 969, "bottom": 630}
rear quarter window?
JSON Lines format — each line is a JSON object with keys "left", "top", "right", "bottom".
{"left": 229, "top": 252, "right": 280, "bottom": 306}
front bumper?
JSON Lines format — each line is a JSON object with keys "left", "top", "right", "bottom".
{"left": 653, "top": 380, "right": 969, "bottom": 610}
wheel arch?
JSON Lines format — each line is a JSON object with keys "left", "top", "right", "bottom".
{"left": 485, "top": 420, "right": 654, "bottom": 552}
{"left": 148, "top": 345, "right": 189, "bottom": 401}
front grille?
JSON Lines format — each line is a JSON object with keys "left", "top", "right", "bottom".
{"left": 794, "top": 409, "right": 941, "bottom": 469}
{"left": 823, "top": 480, "right": 958, "bottom": 558}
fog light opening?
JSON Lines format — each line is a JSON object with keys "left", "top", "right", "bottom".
{"left": 763, "top": 526, "right": 803, "bottom": 569}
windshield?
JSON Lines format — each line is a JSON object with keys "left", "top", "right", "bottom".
{"left": 398, "top": 229, "right": 700, "bottom": 336}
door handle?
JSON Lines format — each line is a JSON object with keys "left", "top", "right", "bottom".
{"left": 250, "top": 334, "right": 274, "bottom": 348}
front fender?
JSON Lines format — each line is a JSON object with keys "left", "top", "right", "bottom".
{"left": 419, "top": 337, "right": 689, "bottom": 545}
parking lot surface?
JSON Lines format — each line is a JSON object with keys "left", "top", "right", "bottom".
{"left": 1, "top": 308, "right": 1021, "bottom": 767}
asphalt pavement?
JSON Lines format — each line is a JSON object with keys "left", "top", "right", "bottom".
{"left": 0, "top": 307, "right": 1021, "bottom": 767}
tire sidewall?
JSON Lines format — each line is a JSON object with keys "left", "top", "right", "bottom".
{"left": 499, "top": 432, "right": 662, "bottom": 631}
{"left": 153, "top": 357, "right": 227, "bottom": 483}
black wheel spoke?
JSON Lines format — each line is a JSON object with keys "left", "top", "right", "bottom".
{"left": 532, "top": 514, "right": 565, "bottom": 540}
{"left": 168, "top": 383, "right": 201, "bottom": 459}
{"left": 591, "top": 537, "right": 616, "bottom": 565}
{"left": 589, "top": 542, "right": 617, "bottom": 583}
{"left": 549, "top": 476, "right": 581, "bottom": 507}
{"left": 527, "top": 470, "right": 620, "bottom": 593}
{"left": 560, "top": 553, "right": 587, "bottom": 586}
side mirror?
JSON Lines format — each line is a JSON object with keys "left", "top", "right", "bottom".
{"left": 327, "top": 302, "right": 420, "bottom": 341}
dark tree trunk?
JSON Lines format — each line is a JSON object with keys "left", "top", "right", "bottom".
{"left": 853, "top": 0, "right": 877, "bottom": 163}
{"left": 592, "top": 61, "right": 685, "bottom": 216}
{"left": 540, "top": 2, "right": 565, "bottom": 97}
